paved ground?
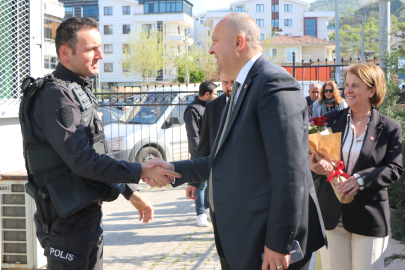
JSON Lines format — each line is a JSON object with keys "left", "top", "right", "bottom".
{"left": 102, "top": 183, "right": 220, "bottom": 270}
{"left": 101, "top": 183, "right": 405, "bottom": 270}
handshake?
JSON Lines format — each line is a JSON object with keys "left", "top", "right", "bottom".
{"left": 140, "top": 158, "right": 181, "bottom": 188}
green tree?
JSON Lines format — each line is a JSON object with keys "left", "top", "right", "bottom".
{"left": 119, "top": 28, "right": 166, "bottom": 84}
{"left": 193, "top": 31, "right": 217, "bottom": 81}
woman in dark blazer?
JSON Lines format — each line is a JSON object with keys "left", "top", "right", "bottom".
{"left": 310, "top": 63, "right": 403, "bottom": 270}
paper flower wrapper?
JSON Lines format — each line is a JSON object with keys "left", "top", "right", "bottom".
{"left": 309, "top": 128, "right": 355, "bottom": 204}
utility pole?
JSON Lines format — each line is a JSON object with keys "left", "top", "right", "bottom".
{"left": 335, "top": 0, "right": 340, "bottom": 86}
{"left": 379, "top": 0, "right": 390, "bottom": 70}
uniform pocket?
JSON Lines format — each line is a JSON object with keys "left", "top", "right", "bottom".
{"left": 44, "top": 245, "right": 85, "bottom": 268}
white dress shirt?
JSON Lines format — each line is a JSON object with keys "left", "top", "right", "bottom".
{"left": 234, "top": 53, "right": 263, "bottom": 104}
{"left": 341, "top": 109, "right": 368, "bottom": 175}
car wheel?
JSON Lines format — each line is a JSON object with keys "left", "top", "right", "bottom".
{"left": 136, "top": 147, "right": 162, "bottom": 163}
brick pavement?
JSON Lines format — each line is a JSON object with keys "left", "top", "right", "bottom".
{"left": 102, "top": 183, "right": 220, "bottom": 270}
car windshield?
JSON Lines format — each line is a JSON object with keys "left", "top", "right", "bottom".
{"left": 118, "top": 93, "right": 177, "bottom": 124}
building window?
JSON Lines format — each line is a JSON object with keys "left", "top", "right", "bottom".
{"left": 44, "top": 18, "right": 61, "bottom": 40}
{"left": 284, "top": 4, "right": 292, "bottom": 12}
{"left": 256, "top": 4, "right": 264, "bottom": 12}
{"left": 235, "top": 5, "right": 244, "bottom": 12}
{"left": 83, "top": 5, "right": 98, "bottom": 20}
{"left": 305, "top": 18, "right": 317, "bottom": 37}
{"left": 284, "top": 19, "right": 292, "bottom": 26}
{"left": 123, "top": 24, "right": 130, "bottom": 34}
{"left": 123, "top": 65, "right": 130, "bottom": 72}
{"left": 104, "top": 63, "right": 113, "bottom": 72}
{"left": 104, "top": 7, "right": 113, "bottom": 15}
{"left": 256, "top": 19, "right": 264, "bottom": 27}
{"left": 196, "top": 17, "right": 198, "bottom": 21}
{"left": 271, "top": 4, "right": 279, "bottom": 12}
{"left": 65, "top": 7, "right": 73, "bottom": 18}
{"left": 286, "top": 48, "right": 297, "bottom": 62}
{"left": 285, "top": 34, "right": 292, "bottom": 36}
{"left": 123, "top": 44, "right": 130, "bottom": 53}
{"left": 44, "top": 57, "right": 58, "bottom": 69}
{"left": 143, "top": 24, "right": 153, "bottom": 36}
{"left": 104, "top": 44, "right": 113, "bottom": 54}
{"left": 200, "top": 16, "right": 204, "bottom": 24}
{"left": 104, "top": 25, "right": 113, "bottom": 35}
{"left": 272, "top": 48, "right": 278, "bottom": 56}
{"left": 260, "top": 34, "right": 264, "bottom": 41}
{"left": 144, "top": 1, "right": 187, "bottom": 14}
{"left": 271, "top": 19, "right": 279, "bottom": 27}
{"left": 123, "top": 6, "right": 130, "bottom": 15}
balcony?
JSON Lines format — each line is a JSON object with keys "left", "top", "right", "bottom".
{"left": 165, "top": 32, "right": 193, "bottom": 44}
{"left": 43, "top": 0, "right": 65, "bottom": 19}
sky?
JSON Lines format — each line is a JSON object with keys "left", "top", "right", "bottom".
{"left": 189, "top": 0, "right": 317, "bottom": 15}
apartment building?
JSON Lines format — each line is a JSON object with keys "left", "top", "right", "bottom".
{"left": 43, "top": 0, "right": 65, "bottom": 74}
{"left": 98, "top": 0, "right": 194, "bottom": 88}
{"left": 59, "top": 0, "right": 99, "bottom": 21}
{"left": 194, "top": 0, "right": 334, "bottom": 57}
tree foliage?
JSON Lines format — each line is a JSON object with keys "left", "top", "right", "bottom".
{"left": 311, "top": 0, "right": 405, "bottom": 56}
{"left": 119, "top": 28, "right": 166, "bottom": 84}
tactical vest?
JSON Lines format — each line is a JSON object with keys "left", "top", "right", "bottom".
{"left": 19, "top": 75, "right": 124, "bottom": 232}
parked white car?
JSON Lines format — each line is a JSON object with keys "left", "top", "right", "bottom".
{"left": 103, "top": 90, "right": 195, "bottom": 163}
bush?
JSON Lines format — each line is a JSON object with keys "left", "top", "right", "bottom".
{"left": 177, "top": 67, "right": 205, "bottom": 83}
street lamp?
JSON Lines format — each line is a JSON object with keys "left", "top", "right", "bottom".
{"left": 340, "top": 12, "right": 365, "bottom": 62}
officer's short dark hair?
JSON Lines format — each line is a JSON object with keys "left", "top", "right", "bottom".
{"left": 199, "top": 81, "right": 217, "bottom": 96}
{"left": 55, "top": 17, "right": 99, "bottom": 58}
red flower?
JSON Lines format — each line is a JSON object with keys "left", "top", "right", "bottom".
{"left": 313, "top": 116, "right": 327, "bottom": 127}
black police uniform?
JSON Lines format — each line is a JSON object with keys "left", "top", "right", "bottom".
{"left": 22, "top": 63, "right": 142, "bottom": 269}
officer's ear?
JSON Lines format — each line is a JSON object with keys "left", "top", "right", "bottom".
{"left": 59, "top": 45, "right": 71, "bottom": 62}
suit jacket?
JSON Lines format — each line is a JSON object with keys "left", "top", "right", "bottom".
{"left": 317, "top": 108, "right": 403, "bottom": 237}
{"left": 189, "top": 94, "right": 227, "bottom": 188}
{"left": 173, "top": 56, "right": 326, "bottom": 269}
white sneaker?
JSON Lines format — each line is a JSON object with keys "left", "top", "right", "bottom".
{"left": 196, "top": 214, "right": 209, "bottom": 227}
{"left": 205, "top": 208, "right": 211, "bottom": 221}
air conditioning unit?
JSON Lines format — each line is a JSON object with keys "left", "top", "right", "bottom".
{"left": 0, "top": 178, "right": 46, "bottom": 269}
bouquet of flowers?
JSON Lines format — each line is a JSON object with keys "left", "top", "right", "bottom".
{"left": 308, "top": 116, "right": 355, "bottom": 204}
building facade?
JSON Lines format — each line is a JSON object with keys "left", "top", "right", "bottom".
{"left": 194, "top": 0, "right": 334, "bottom": 46}
{"left": 43, "top": 0, "right": 65, "bottom": 75}
{"left": 98, "top": 0, "right": 194, "bottom": 89}
{"left": 59, "top": 0, "right": 99, "bottom": 21}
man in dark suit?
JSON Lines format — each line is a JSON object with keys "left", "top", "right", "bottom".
{"left": 306, "top": 82, "right": 320, "bottom": 116}
{"left": 185, "top": 73, "right": 234, "bottom": 269}
{"left": 144, "top": 13, "right": 326, "bottom": 270}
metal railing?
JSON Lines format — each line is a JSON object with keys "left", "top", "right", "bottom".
{"left": 289, "top": 52, "right": 378, "bottom": 89}
{"left": 95, "top": 86, "right": 223, "bottom": 163}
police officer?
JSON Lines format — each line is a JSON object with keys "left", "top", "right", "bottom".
{"left": 19, "top": 17, "right": 179, "bottom": 270}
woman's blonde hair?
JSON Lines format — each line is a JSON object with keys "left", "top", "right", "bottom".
{"left": 343, "top": 63, "right": 386, "bottom": 107}
{"left": 319, "top": 81, "right": 344, "bottom": 105}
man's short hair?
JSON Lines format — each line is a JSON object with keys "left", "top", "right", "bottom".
{"left": 55, "top": 17, "right": 98, "bottom": 58}
{"left": 199, "top": 81, "right": 217, "bottom": 96}
{"left": 309, "top": 82, "right": 321, "bottom": 90}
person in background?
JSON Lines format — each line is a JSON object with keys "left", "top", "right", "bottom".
{"left": 306, "top": 82, "right": 321, "bottom": 116}
{"left": 312, "top": 81, "right": 348, "bottom": 118}
{"left": 184, "top": 81, "right": 218, "bottom": 227}
{"left": 310, "top": 63, "right": 403, "bottom": 270}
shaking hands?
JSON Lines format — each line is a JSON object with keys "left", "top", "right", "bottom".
{"left": 141, "top": 158, "right": 181, "bottom": 188}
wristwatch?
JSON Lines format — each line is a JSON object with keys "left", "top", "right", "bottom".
{"left": 354, "top": 173, "right": 364, "bottom": 190}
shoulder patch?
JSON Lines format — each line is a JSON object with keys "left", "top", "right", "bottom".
{"left": 58, "top": 106, "right": 74, "bottom": 128}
